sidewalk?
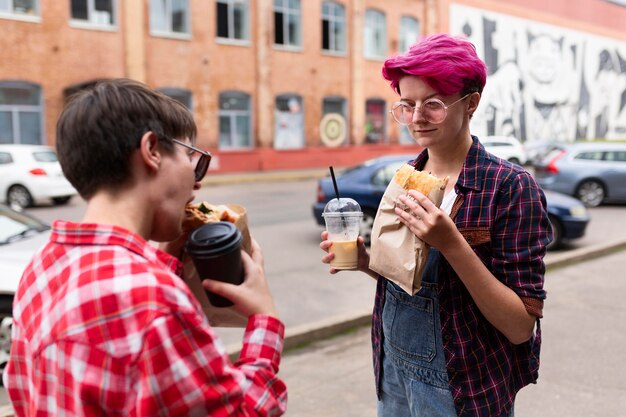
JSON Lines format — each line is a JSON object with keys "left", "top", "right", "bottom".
{"left": 279, "top": 248, "right": 626, "bottom": 417}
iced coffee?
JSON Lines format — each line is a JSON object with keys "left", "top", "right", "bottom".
{"left": 322, "top": 198, "right": 363, "bottom": 270}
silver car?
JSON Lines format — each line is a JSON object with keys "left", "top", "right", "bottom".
{"left": 0, "top": 203, "right": 51, "bottom": 381}
{"left": 535, "top": 142, "right": 626, "bottom": 207}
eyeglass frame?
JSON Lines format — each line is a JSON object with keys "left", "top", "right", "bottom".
{"left": 168, "top": 137, "right": 212, "bottom": 182}
{"left": 389, "top": 93, "right": 472, "bottom": 125}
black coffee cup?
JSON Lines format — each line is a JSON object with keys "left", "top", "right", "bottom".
{"left": 185, "top": 221, "right": 244, "bottom": 307}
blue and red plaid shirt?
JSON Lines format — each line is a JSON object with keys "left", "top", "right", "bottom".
{"left": 371, "top": 136, "right": 552, "bottom": 416}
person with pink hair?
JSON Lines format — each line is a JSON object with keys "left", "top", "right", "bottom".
{"left": 321, "top": 34, "right": 552, "bottom": 416}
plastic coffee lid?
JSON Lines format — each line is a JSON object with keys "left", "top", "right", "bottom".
{"left": 322, "top": 197, "right": 362, "bottom": 217}
{"left": 185, "top": 221, "right": 242, "bottom": 256}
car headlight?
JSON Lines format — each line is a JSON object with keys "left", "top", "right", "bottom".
{"left": 569, "top": 206, "right": 588, "bottom": 217}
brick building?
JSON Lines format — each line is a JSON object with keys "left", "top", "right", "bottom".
{"left": 1, "top": 0, "right": 625, "bottom": 173}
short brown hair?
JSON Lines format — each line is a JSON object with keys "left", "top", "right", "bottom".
{"left": 56, "top": 78, "right": 197, "bottom": 199}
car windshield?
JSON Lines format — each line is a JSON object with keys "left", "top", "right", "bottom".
{"left": 0, "top": 205, "right": 49, "bottom": 245}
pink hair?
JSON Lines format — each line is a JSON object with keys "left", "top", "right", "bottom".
{"left": 382, "top": 33, "right": 487, "bottom": 96}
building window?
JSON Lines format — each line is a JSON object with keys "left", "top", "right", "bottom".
{"left": 275, "top": 94, "right": 304, "bottom": 149}
{"left": 219, "top": 92, "right": 252, "bottom": 149}
{"left": 274, "top": 0, "right": 301, "bottom": 48}
{"left": 150, "top": 0, "right": 190, "bottom": 36}
{"left": 321, "top": 96, "right": 347, "bottom": 146}
{"left": 399, "top": 15, "right": 419, "bottom": 53}
{"left": 364, "top": 98, "right": 386, "bottom": 143}
{"left": 0, "top": 82, "right": 43, "bottom": 145}
{"left": 70, "top": 0, "right": 116, "bottom": 27}
{"left": 158, "top": 88, "right": 192, "bottom": 110}
{"left": 216, "top": 0, "right": 249, "bottom": 42}
{"left": 364, "top": 9, "right": 387, "bottom": 59}
{"left": 321, "top": 2, "right": 346, "bottom": 54}
{"left": 0, "top": 0, "right": 39, "bottom": 19}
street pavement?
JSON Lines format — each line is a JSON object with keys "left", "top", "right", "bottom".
{"left": 1, "top": 168, "right": 625, "bottom": 415}
{"left": 279, "top": 249, "right": 626, "bottom": 417}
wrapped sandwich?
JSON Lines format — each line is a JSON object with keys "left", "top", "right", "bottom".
{"left": 180, "top": 202, "right": 251, "bottom": 327}
{"left": 369, "top": 164, "right": 449, "bottom": 295}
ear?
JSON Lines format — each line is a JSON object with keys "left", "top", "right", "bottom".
{"left": 138, "top": 131, "right": 162, "bottom": 176}
{"left": 467, "top": 92, "right": 481, "bottom": 117}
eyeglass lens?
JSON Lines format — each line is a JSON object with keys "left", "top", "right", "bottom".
{"left": 393, "top": 99, "right": 447, "bottom": 125}
{"left": 194, "top": 154, "right": 210, "bottom": 182}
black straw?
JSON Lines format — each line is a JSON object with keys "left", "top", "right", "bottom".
{"left": 329, "top": 166, "right": 341, "bottom": 201}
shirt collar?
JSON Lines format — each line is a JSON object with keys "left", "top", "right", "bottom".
{"left": 50, "top": 220, "right": 183, "bottom": 275}
{"left": 410, "top": 135, "right": 486, "bottom": 193}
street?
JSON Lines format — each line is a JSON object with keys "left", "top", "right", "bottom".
{"left": 2, "top": 176, "right": 625, "bottom": 414}
{"left": 21, "top": 177, "right": 626, "bottom": 347}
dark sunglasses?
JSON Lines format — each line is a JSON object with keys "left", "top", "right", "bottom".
{"left": 169, "top": 138, "right": 212, "bottom": 182}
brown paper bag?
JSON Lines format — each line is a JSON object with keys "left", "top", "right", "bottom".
{"left": 181, "top": 204, "right": 252, "bottom": 327}
{"left": 369, "top": 169, "right": 446, "bottom": 295}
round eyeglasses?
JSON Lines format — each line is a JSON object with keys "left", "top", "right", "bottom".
{"left": 389, "top": 93, "right": 471, "bottom": 125}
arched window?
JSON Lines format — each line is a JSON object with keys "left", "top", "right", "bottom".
{"left": 321, "top": 2, "right": 346, "bottom": 54}
{"left": 364, "top": 9, "right": 387, "bottom": 59}
{"left": 364, "top": 98, "right": 386, "bottom": 143}
{"left": 219, "top": 91, "right": 252, "bottom": 149}
{"left": 274, "top": 94, "right": 304, "bottom": 149}
{"left": 158, "top": 87, "right": 193, "bottom": 110}
{"left": 399, "top": 16, "right": 419, "bottom": 53}
{"left": 0, "top": 82, "right": 43, "bottom": 145}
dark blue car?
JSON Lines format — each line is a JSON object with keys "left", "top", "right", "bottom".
{"left": 313, "top": 154, "right": 590, "bottom": 249}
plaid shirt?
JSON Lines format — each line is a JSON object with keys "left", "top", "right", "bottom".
{"left": 371, "top": 136, "right": 552, "bottom": 416}
{"left": 4, "top": 221, "right": 287, "bottom": 417}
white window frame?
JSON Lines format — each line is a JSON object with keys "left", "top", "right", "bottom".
{"left": 364, "top": 9, "right": 387, "bottom": 60}
{"left": 273, "top": 0, "right": 302, "bottom": 50}
{"left": 399, "top": 15, "right": 419, "bottom": 53}
{"left": 216, "top": 0, "right": 250, "bottom": 45}
{"left": 69, "top": 0, "right": 117, "bottom": 31}
{"left": 321, "top": 2, "right": 346, "bottom": 55}
{"left": 0, "top": 81, "right": 44, "bottom": 145}
{"left": 149, "top": 0, "right": 191, "bottom": 39}
{"left": 219, "top": 91, "right": 253, "bottom": 149}
{"left": 0, "top": 0, "right": 40, "bottom": 22}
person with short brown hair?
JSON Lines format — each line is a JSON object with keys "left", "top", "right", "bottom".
{"left": 5, "top": 78, "right": 287, "bottom": 416}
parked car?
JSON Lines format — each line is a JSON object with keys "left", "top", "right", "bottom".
{"left": 0, "top": 144, "right": 77, "bottom": 210}
{"left": 0, "top": 203, "right": 51, "bottom": 381}
{"left": 480, "top": 136, "right": 528, "bottom": 165}
{"left": 312, "top": 154, "right": 589, "bottom": 249}
{"left": 534, "top": 142, "right": 626, "bottom": 207}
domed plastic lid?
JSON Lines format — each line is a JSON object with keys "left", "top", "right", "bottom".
{"left": 322, "top": 197, "right": 362, "bottom": 217}
{"left": 185, "top": 221, "right": 242, "bottom": 256}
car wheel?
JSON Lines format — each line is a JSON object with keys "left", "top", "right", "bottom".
{"left": 547, "top": 214, "right": 563, "bottom": 250}
{"left": 576, "top": 180, "right": 605, "bottom": 207}
{"left": 7, "top": 185, "right": 33, "bottom": 210}
{"left": 508, "top": 157, "right": 521, "bottom": 165}
{"left": 52, "top": 196, "right": 72, "bottom": 205}
{"left": 360, "top": 209, "right": 376, "bottom": 246}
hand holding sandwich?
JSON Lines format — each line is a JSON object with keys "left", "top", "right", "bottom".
{"left": 395, "top": 190, "right": 459, "bottom": 250}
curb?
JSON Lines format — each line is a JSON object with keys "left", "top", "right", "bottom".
{"left": 227, "top": 237, "right": 626, "bottom": 359}
{"left": 202, "top": 168, "right": 328, "bottom": 186}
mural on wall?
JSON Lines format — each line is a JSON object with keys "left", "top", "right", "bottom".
{"left": 450, "top": 4, "right": 626, "bottom": 144}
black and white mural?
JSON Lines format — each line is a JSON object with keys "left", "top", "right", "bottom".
{"left": 450, "top": 4, "right": 626, "bottom": 144}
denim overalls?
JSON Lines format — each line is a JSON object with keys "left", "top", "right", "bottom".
{"left": 376, "top": 248, "right": 458, "bottom": 417}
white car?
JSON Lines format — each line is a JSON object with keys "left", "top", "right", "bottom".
{"left": 0, "top": 144, "right": 77, "bottom": 210}
{"left": 0, "top": 203, "right": 51, "bottom": 380}
{"left": 481, "top": 136, "right": 528, "bottom": 166}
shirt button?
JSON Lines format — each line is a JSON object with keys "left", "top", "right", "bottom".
{"left": 449, "top": 366, "right": 456, "bottom": 373}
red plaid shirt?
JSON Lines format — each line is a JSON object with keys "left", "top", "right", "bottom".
{"left": 4, "top": 221, "right": 287, "bottom": 417}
